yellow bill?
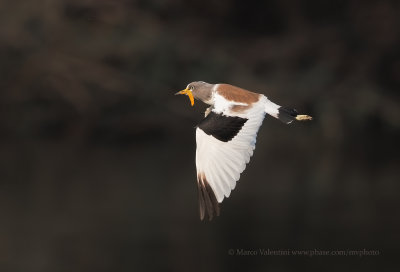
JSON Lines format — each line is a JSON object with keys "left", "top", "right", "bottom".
{"left": 175, "top": 89, "right": 194, "bottom": 106}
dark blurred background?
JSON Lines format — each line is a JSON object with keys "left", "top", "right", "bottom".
{"left": 1, "top": 0, "right": 399, "bottom": 271}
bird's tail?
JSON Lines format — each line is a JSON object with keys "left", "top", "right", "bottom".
{"left": 264, "top": 98, "right": 312, "bottom": 124}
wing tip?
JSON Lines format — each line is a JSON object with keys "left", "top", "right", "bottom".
{"left": 197, "top": 172, "right": 220, "bottom": 221}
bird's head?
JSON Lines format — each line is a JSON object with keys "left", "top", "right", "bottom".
{"left": 175, "top": 81, "right": 213, "bottom": 106}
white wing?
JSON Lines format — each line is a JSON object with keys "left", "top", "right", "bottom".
{"left": 195, "top": 97, "right": 267, "bottom": 220}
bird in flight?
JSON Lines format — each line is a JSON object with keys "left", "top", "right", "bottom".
{"left": 176, "top": 81, "right": 312, "bottom": 220}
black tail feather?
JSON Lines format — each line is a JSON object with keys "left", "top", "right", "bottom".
{"left": 278, "top": 107, "right": 298, "bottom": 124}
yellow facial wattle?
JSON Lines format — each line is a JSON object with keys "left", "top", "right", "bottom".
{"left": 176, "top": 89, "right": 194, "bottom": 106}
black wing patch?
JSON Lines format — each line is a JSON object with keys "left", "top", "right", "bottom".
{"left": 197, "top": 111, "right": 248, "bottom": 142}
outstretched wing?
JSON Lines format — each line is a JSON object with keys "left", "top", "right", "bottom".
{"left": 195, "top": 99, "right": 266, "bottom": 220}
